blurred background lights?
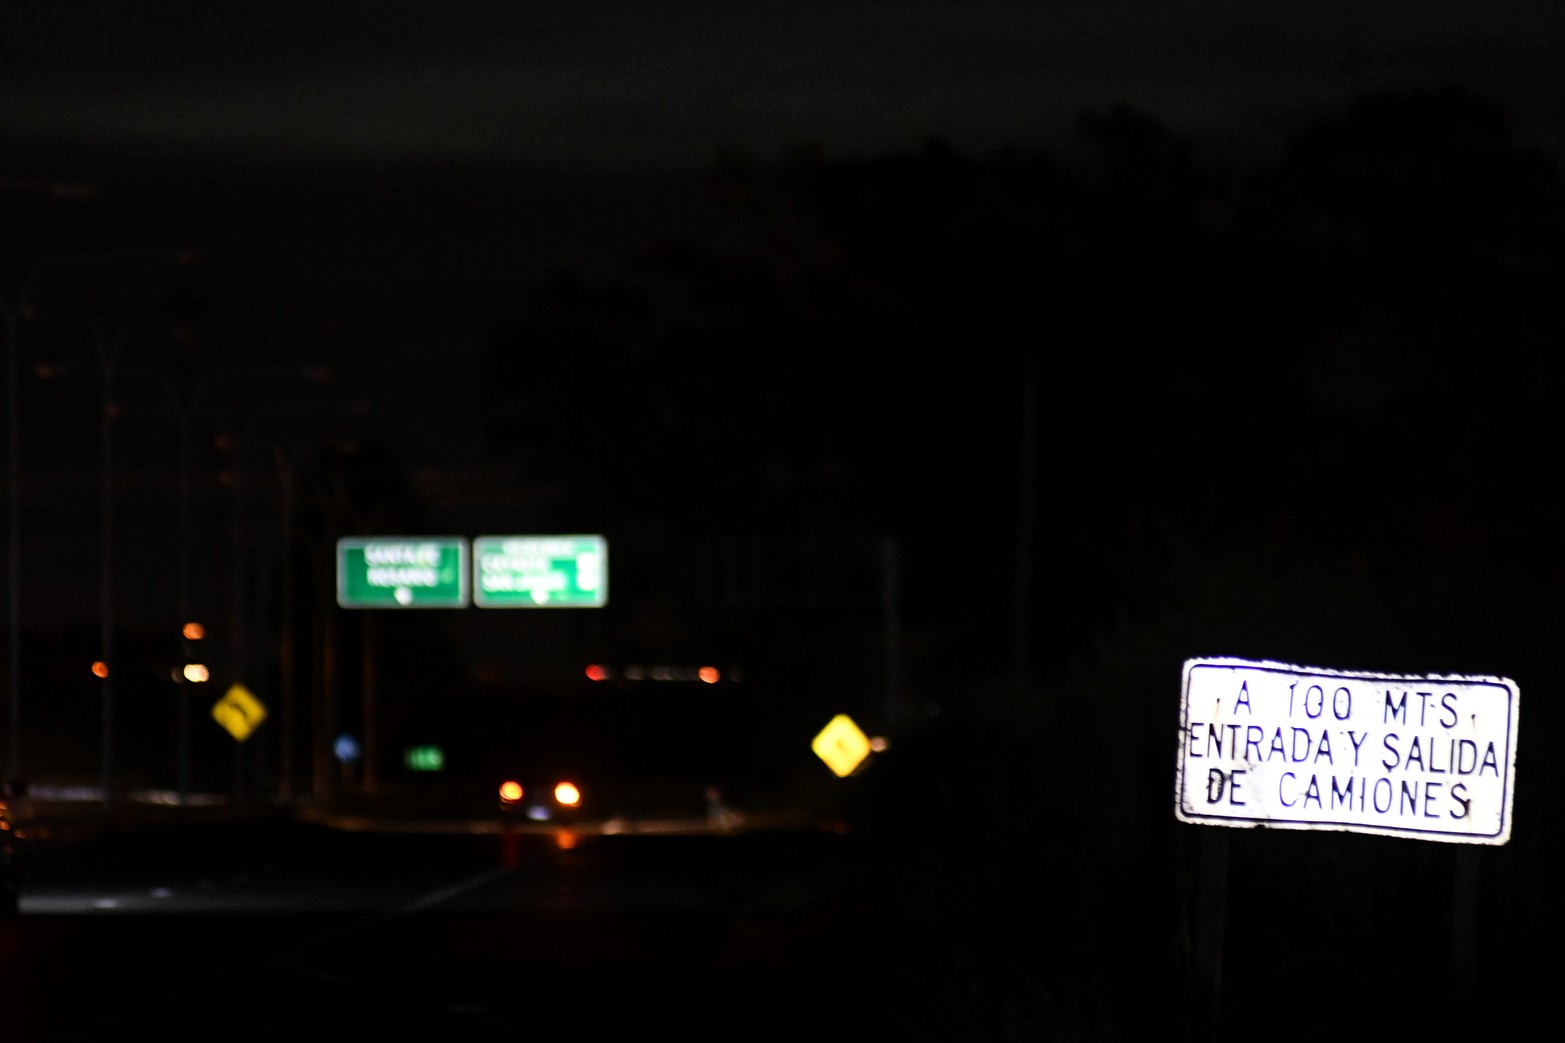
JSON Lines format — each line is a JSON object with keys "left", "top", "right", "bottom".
{"left": 182, "top": 621, "right": 205, "bottom": 641}
{"left": 334, "top": 734, "right": 361, "bottom": 764}
{"left": 554, "top": 781, "right": 581, "bottom": 806}
{"left": 90, "top": 660, "right": 108, "bottom": 679}
{"left": 182, "top": 663, "right": 209, "bottom": 683}
{"left": 498, "top": 780, "right": 523, "bottom": 804}
{"left": 404, "top": 745, "right": 444, "bottom": 771}
{"left": 602, "top": 664, "right": 736, "bottom": 682}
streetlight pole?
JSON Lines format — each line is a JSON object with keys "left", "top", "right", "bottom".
{"left": 3, "top": 299, "right": 22, "bottom": 787}
{"left": 36, "top": 359, "right": 328, "bottom": 803}
{"left": 165, "top": 368, "right": 330, "bottom": 802}
{"left": 271, "top": 439, "right": 361, "bottom": 806}
{"left": 96, "top": 328, "right": 124, "bottom": 813}
{"left": 1, "top": 262, "right": 51, "bottom": 788}
{"left": 35, "top": 331, "right": 138, "bottom": 813}
{"left": 2, "top": 242, "right": 192, "bottom": 787}
{"left": 178, "top": 365, "right": 332, "bottom": 802}
{"left": 36, "top": 357, "right": 193, "bottom": 799}
{"left": 222, "top": 384, "right": 348, "bottom": 804}
{"left": 275, "top": 446, "right": 299, "bottom": 804}
{"left": 176, "top": 395, "right": 194, "bottom": 800}
{"left": 1, "top": 181, "right": 101, "bottom": 790}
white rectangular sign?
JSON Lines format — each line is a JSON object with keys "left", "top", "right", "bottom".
{"left": 1176, "top": 657, "right": 1519, "bottom": 845}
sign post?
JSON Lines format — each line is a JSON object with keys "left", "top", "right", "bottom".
{"left": 1175, "top": 656, "right": 1520, "bottom": 1039}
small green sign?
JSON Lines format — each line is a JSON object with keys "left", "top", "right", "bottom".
{"left": 337, "top": 537, "right": 469, "bottom": 608}
{"left": 404, "top": 745, "right": 445, "bottom": 772}
{"left": 473, "top": 535, "right": 608, "bottom": 608}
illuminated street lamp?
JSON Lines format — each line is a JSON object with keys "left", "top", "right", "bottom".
{"left": 181, "top": 620, "right": 206, "bottom": 666}
{"left": 179, "top": 619, "right": 209, "bottom": 683}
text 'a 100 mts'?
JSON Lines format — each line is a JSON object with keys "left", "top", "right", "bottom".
{"left": 1175, "top": 657, "right": 1518, "bottom": 845}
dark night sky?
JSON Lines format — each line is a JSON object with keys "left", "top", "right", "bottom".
{"left": 6, "top": 2, "right": 1565, "bottom": 166}
{"left": 7, "top": 1, "right": 1564, "bottom": 466}
{"left": 5, "top": 1, "right": 1561, "bottom": 460}
{"left": 4, "top": 1, "right": 1565, "bottom": 713}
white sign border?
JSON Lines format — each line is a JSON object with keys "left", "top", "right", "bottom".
{"left": 471, "top": 533, "right": 609, "bottom": 609}
{"left": 335, "top": 535, "right": 471, "bottom": 609}
{"left": 1175, "top": 656, "right": 1520, "bottom": 846}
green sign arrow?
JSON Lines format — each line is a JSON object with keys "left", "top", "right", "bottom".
{"left": 336, "top": 537, "right": 470, "bottom": 608}
{"left": 473, "top": 535, "right": 608, "bottom": 608}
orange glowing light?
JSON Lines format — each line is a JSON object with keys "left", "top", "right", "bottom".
{"left": 498, "top": 780, "right": 523, "bottom": 804}
{"left": 698, "top": 666, "right": 720, "bottom": 684}
{"left": 182, "top": 621, "right": 205, "bottom": 641}
{"left": 554, "top": 781, "right": 580, "bottom": 807}
{"left": 91, "top": 661, "right": 109, "bottom": 679}
{"left": 554, "top": 829, "right": 578, "bottom": 850}
{"left": 585, "top": 664, "right": 607, "bottom": 682}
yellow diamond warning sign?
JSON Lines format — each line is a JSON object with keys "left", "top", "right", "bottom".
{"left": 812, "top": 713, "right": 871, "bottom": 777}
{"left": 212, "top": 683, "right": 267, "bottom": 742}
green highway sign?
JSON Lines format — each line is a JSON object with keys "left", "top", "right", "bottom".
{"left": 337, "top": 537, "right": 470, "bottom": 608}
{"left": 473, "top": 535, "right": 608, "bottom": 608}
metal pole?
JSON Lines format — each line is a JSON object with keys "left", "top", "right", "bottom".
{"left": 171, "top": 368, "right": 298, "bottom": 802}
{"left": 177, "top": 405, "right": 192, "bottom": 801}
{"left": 318, "top": 546, "right": 338, "bottom": 804}
{"left": 231, "top": 436, "right": 245, "bottom": 801}
{"left": 171, "top": 378, "right": 224, "bottom": 804}
{"left": 1013, "top": 350, "right": 1038, "bottom": 707}
{"left": 362, "top": 611, "right": 377, "bottom": 796}
{"left": 210, "top": 366, "right": 332, "bottom": 803}
{"left": 52, "top": 358, "right": 208, "bottom": 803}
{"left": 4, "top": 307, "right": 19, "bottom": 785}
{"left": 316, "top": 479, "right": 348, "bottom": 806}
{"left": 0, "top": 242, "right": 183, "bottom": 787}
{"left": 1193, "top": 827, "right": 1229, "bottom": 1042}
{"left": 98, "top": 328, "right": 122, "bottom": 814}
{"left": 113, "top": 368, "right": 202, "bottom": 804}
{"left": 1451, "top": 846, "right": 1480, "bottom": 1033}
{"left": 276, "top": 445, "right": 297, "bottom": 804}
{"left": 3, "top": 259, "right": 49, "bottom": 790}
{"left": 881, "top": 537, "right": 903, "bottom": 723}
